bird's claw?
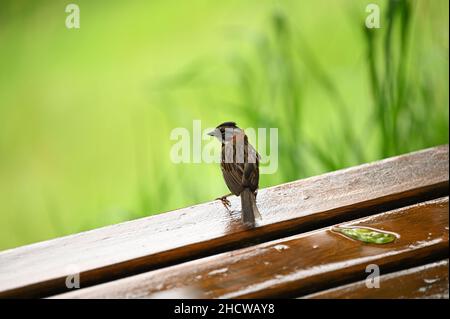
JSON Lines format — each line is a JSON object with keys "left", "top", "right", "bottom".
{"left": 216, "top": 196, "right": 231, "bottom": 211}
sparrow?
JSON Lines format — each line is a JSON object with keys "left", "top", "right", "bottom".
{"left": 208, "top": 122, "right": 261, "bottom": 226}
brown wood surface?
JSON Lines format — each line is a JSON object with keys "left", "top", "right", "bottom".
{"left": 302, "top": 259, "right": 449, "bottom": 299}
{"left": 53, "top": 197, "right": 449, "bottom": 299}
{"left": 0, "top": 145, "right": 448, "bottom": 298}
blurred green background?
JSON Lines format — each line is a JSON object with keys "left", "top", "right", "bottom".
{"left": 0, "top": 0, "right": 448, "bottom": 251}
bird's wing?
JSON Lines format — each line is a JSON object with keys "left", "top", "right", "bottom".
{"left": 243, "top": 143, "right": 259, "bottom": 191}
{"left": 221, "top": 162, "right": 244, "bottom": 195}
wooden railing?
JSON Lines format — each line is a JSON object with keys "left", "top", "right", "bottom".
{"left": 0, "top": 144, "right": 448, "bottom": 298}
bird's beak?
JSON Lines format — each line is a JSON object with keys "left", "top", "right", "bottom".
{"left": 207, "top": 129, "right": 217, "bottom": 137}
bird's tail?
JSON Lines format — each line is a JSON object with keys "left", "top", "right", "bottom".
{"left": 241, "top": 188, "right": 261, "bottom": 226}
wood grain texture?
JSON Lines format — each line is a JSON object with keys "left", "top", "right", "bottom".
{"left": 53, "top": 197, "right": 449, "bottom": 299}
{"left": 302, "top": 259, "right": 449, "bottom": 299}
{"left": 0, "top": 145, "right": 448, "bottom": 298}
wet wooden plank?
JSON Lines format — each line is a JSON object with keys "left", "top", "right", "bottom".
{"left": 302, "top": 259, "right": 449, "bottom": 299}
{"left": 0, "top": 145, "right": 448, "bottom": 298}
{"left": 53, "top": 197, "right": 449, "bottom": 299}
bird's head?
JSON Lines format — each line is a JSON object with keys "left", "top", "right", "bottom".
{"left": 207, "top": 122, "right": 243, "bottom": 143}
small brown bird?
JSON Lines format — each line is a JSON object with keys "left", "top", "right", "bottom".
{"left": 208, "top": 122, "right": 261, "bottom": 226}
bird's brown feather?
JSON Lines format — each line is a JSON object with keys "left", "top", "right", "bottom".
{"left": 220, "top": 135, "right": 259, "bottom": 196}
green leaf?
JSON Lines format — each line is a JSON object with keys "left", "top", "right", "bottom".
{"left": 331, "top": 226, "right": 397, "bottom": 244}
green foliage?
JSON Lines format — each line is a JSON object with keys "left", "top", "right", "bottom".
{"left": 209, "top": 0, "right": 448, "bottom": 181}
{"left": 364, "top": 0, "right": 449, "bottom": 158}
{"left": 332, "top": 226, "right": 397, "bottom": 244}
{"left": 0, "top": 0, "right": 447, "bottom": 250}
